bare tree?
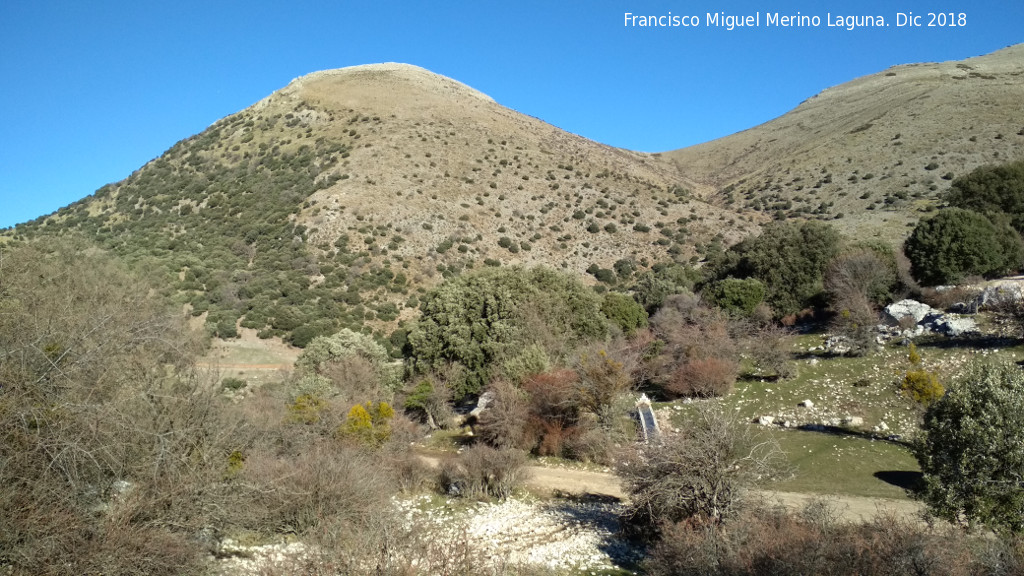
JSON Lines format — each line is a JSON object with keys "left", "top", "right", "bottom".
{"left": 616, "top": 404, "right": 784, "bottom": 534}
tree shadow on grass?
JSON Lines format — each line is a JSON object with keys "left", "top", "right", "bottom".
{"left": 795, "top": 423, "right": 914, "bottom": 449}
{"left": 874, "top": 470, "right": 924, "bottom": 494}
{"left": 913, "top": 334, "right": 1021, "bottom": 351}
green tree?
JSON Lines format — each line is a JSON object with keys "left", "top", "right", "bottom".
{"left": 601, "top": 291, "right": 648, "bottom": 335}
{"left": 703, "top": 277, "right": 766, "bottom": 316}
{"left": 407, "top": 266, "right": 607, "bottom": 399}
{"left": 945, "top": 159, "right": 1024, "bottom": 234}
{"left": 915, "top": 360, "right": 1024, "bottom": 533}
{"left": 903, "top": 208, "right": 1022, "bottom": 286}
{"left": 631, "top": 263, "right": 699, "bottom": 314}
{"left": 717, "top": 220, "right": 841, "bottom": 316}
{"left": 294, "top": 328, "right": 401, "bottom": 392}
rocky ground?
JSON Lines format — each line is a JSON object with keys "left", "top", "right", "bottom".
{"left": 396, "top": 494, "right": 642, "bottom": 572}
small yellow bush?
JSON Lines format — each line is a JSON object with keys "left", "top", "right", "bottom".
{"left": 902, "top": 370, "right": 944, "bottom": 406}
{"left": 908, "top": 342, "right": 922, "bottom": 366}
{"left": 287, "top": 393, "right": 326, "bottom": 424}
{"left": 340, "top": 402, "right": 393, "bottom": 445}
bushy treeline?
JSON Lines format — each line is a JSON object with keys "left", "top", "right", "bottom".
{"left": 905, "top": 159, "right": 1024, "bottom": 286}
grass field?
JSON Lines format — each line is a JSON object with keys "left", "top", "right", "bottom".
{"left": 658, "top": 326, "right": 1024, "bottom": 500}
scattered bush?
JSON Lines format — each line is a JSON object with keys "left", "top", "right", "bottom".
{"left": 902, "top": 370, "right": 944, "bottom": 406}
{"left": 713, "top": 220, "right": 841, "bottom": 317}
{"left": 703, "top": 277, "right": 766, "bottom": 316}
{"left": 645, "top": 503, "right": 990, "bottom": 576}
{"left": 407, "top": 266, "right": 607, "bottom": 399}
{"left": 617, "top": 406, "right": 782, "bottom": 533}
{"left": 666, "top": 357, "right": 739, "bottom": 397}
{"left": 945, "top": 158, "right": 1024, "bottom": 235}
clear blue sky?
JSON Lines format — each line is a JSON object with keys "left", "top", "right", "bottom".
{"left": 1, "top": 0, "right": 1021, "bottom": 229}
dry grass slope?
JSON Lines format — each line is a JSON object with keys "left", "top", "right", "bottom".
{"left": 664, "top": 43, "right": 1024, "bottom": 244}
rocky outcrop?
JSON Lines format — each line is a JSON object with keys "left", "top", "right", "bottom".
{"left": 882, "top": 299, "right": 978, "bottom": 338}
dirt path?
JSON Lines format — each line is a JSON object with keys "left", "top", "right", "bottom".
{"left": 195, "top": 362, "right": 292, "bottom": 371}
{"left": 420, "top": 455, "right": 925, "bottom": 524}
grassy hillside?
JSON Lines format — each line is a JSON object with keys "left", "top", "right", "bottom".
{"left": 664, "top": 44, "right": 1024, "bottom": 244}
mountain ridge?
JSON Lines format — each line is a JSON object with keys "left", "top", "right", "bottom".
{"left": 5, "top": 44, "right": 1023, "bottom": 344}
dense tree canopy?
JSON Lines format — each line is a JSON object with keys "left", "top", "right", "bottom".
{"left": 406, "top": 266, "right": 608, "bottom": 399}
{"left": 903, "top": 208, "right": 1022, "bottom": 286}
{"left": 916, "top": 360, "right": 1024, "bottom": 533}
{"left": 945, "top": 159, "right": 1024, "bottom": 235}
{"left": 713, "top": 220, "right": 841, "bottom": 316}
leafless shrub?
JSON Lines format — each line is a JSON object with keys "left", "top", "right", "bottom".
{"left": 387, "top": 449, "right": 435, "bottom": 494}
{"left": 476, "top": 379, "right": 533, "bottom": 450}
{"left": 666, "top": 357, "right": 739, "bottom": 398}
{"left": 645, "top": 502, "right": 992, "bottom": 576}
{"left": 574, "top": 339, "right": 639, "bottom": 427}
{"left": 745, "top": 322, "right": 795, "bottom": 378}
{"left": 617, "top": 404, "right": 784, "bottom": 534}
{"left": 438, "top": 445, "right": 528, "bottom": 499}
{"left": 0, "top": 242, "right": 244, "bottom": 575}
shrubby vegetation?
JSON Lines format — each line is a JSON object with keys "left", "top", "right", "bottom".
{"left": 710, "top": 220, "right": 841, "bottom": 317}
{"left": 904, "top": 208, "right": 1023, "bottom": 286}
{"left": 703, "top": 277, "right": 766, "bottom": 316}
{"left": 5, "top": 108, "right": 405, "bottom": 347}
{"left": 916, "top": 360, "right": 1024, "bottom": 533}
{"left": 406, "top": 266, "right": 608, "bottom": 398}
{"left": 0, "top": 240, "right": 505, "bottom": 575}
{"left": 617, "top": 405, "right": 783, "bottom": 533}
{"left": 945, "top": 158, "right": 1024, "bottom": 235}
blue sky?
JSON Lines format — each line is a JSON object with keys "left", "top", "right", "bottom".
{"left": 1, "top": 0, "right": 1021, "bottom": 229}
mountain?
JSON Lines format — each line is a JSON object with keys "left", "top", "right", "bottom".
{"left": 5, "top": 63, "right": 751, "bottom": 346}
{"left": 663, "top": 44, "right": 1024, "bottom": 243}
{"left": 7, "top": 47, "right": 1024, "bottom": 345}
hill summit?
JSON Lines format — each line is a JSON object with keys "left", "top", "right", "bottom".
{"left": 8, "top": 62, "right": 746, "bottom": 346}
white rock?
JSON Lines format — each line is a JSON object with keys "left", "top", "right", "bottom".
{"left": 799, "top": 399, "right": 814, "bottom": 409}
{"left": 842, "top": 416, "right": 864, "bottom": 427}
{"left": 884, "top": 299, "right": 935, "bottom": 324}
{"left": 757, "top": 415, "right": 775, "bottom": 426}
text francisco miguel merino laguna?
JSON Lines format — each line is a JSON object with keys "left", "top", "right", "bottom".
{"left": 624, "top": 11, "right": 967, "bottom": 30}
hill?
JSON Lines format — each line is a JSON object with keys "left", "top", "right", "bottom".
{"left": 663, "top": 43, "right": 1024, "bottom": 243}
{"left": 4, "top": 63, "right": 752, "bottom": 346}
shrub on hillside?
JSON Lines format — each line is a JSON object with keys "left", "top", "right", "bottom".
{"left": 645, "top": 504, "right": 985, "bottom": 576}
{"left": 294, "top": 328, "right": 401, "bottom": 397}
{"left": 631, "top": 263, "right": 700, "bottom": 314}
{"left": 0, "top": 241, "right": 244, "bottom": 574}
{"left": 825, "top": 244, "right": 902, "bottom": 308}
{"left": 600, "top": 291, "right": 649, "bottom": 335}
{"left": 666, "top": 357, "right": 739, "bottom": 398}
{"left": 916, "top": 360, "right": 1024, "bottom": 533}
{"left": 437, "top": 445, "right": 527, "bottom": 500}
{"left": 945, "top": 158, "right": 1024, "bottom": 234}
{"left": 406, "top": 266, "right": 607, "bottom": 399}
{"left": 617, "top": 406, "right": 782, "bottom": 534}
{"left": 703, "top": 277, "right": 766, "bottom": 316}
{"left": 712, "top": 220, "right": 841, "bottom": 316}
{"left": 902, "top": 370, "right": 944, "bottom": 406}
{"left": 904, "top": 208, "right": 1023, "bottom": 286}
